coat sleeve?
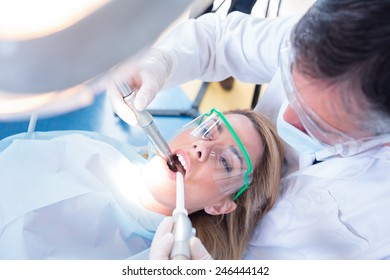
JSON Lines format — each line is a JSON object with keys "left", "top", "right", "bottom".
{"left": 156, "top": 11, "right": 300, "bottom": 88}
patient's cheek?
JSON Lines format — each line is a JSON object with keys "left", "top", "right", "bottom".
{"left": 143, "top": 156, "right": 175, "bottom": 195}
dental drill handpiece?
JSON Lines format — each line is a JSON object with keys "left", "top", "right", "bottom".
{"left": 170, "top": 172, "right": 194, "bottom": 260}
{"left": 116, "top": 82, "right": 176, "bottom": 170}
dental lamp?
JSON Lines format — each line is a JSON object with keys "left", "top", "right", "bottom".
{"left": 0, "top": 0, "right": 211, "bottom": 121}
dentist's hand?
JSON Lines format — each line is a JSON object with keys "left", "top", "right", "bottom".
{"left": 149, "top": 217, "right": 213, "bottom": 260}
{"left": 149, "top": 217, "right": 174, "bottom": 260}
{"left": 189, "top": 236, "right": 213, "bottom": 260}
{"left": 107, "top": 49, "right": 172, "bottom": 126}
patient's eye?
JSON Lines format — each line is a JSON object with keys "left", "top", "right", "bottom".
{"left": 200, "top": 126, "right": 214, "bottom": 140}
{"left": 191, "top": 117, "right": 223, "bottom": 141}
{"left": 218, "top": 147, "right": 243, "bottom": 175}
{"left": 199, "top": 122, "right": 219, "bottom": 140}
{"left": 219, "top": 155, "right": 232, "bottom": 173}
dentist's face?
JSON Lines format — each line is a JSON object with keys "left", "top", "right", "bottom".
{"left": 283, "top": 65, "right": 372, "bottom": 142}
{"left": 142, "top": 113, "right": 263, "bottom": 214}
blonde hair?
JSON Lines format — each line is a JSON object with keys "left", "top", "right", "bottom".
{"left": 189, "top": 109, "right": 284, "bottom": 259}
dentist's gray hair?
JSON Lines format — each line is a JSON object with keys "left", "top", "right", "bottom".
{"left": 292, "top": 0, "right": 390, "bottom": 135}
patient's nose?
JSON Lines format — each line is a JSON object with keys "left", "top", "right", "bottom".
{"left": 192, "top": 140, "right": 212, "bottom": 163}
{"left": 284, "top": 104, "right": 307, "bottom": 133}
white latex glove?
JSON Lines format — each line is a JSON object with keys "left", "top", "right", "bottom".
{"left": 149, "top": 217, "right": 174, "bottom": 260}
{"left": 107, "top": 49, "right": 172, "bottom": 126}
{"left": 149, "top": 217, "right": 213, "bottom": 260}
{"left": 189, "top": 237, "right": 213, "bottom": 260}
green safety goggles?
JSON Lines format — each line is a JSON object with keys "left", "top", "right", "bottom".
{"left": 184, "top": 108, "right": 253, "bottom": 200}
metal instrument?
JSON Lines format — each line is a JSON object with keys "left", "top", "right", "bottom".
{"left": 116, "top": 82, "right": 176, "bottom": 170}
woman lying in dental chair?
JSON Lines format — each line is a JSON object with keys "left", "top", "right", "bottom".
{"left": 0, "top": 108, "right": 283, "bottom": 260}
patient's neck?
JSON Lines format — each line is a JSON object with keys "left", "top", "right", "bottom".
{"left": 137, "top": 187, "right": 173, "bottom": 216}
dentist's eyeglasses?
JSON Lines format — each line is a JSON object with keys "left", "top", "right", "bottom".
{"left": 280, "top": 44, "right": 357, "bottom": 153}
{"left": 183, "top": 108, "right": 253, "bottom": 200}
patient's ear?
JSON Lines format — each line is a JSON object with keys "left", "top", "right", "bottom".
{"left": 204, "top": 199, "right": 237, "bottom": 215}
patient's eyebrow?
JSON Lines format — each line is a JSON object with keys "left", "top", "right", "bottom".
{"left": 229, "top": 146, "right": 243, "bottom": 168}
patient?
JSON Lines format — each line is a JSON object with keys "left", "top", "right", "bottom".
{"left": 0, "top": 108, "right": 284, "bottom": 260}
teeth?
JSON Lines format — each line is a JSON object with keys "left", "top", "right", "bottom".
{"left": 177, "top": 154, "right": 187, "bottom": 171}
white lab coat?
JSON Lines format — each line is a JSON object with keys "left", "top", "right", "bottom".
{"left": 0, "top": 131, "right": 164, "bottom": 259}
{"left": 157, "top": 12, "right": 390, "bottom": 259}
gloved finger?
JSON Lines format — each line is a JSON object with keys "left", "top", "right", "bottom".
{"left": 106, "top": 84, "right": 137, "bottom": 126}
{"left": 133, "top": 70, "right": 161, "bottom": 111}
{"left": 154, "top": 216, "right": 174, "bottom": 240}
{"left": 149, "top": 217, "right": 174, "bottom": 260}
{"left": 149, "top": 232, "right": 173, "bottom": 260}
{"left": 190, "top": 237, "right": 213, "bottom": 260}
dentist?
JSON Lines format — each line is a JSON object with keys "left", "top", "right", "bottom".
{"left": 110, "top": 0, "right": 390, "bottom": 259}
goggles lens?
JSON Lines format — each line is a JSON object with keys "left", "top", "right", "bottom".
{"left": 183, "top": 108, "right": 253, "bottom": 200}
{"left": 280, "top": 44, "right": 356, "bottom": 148}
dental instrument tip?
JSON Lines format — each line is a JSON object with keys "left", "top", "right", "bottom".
{"left": 167, "top": 159, "right": 177, "bottom": 172}
{"left": 168, "top": 160, "right": 186, "bottom": 176}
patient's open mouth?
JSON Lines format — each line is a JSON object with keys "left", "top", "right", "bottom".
{"left": 168, "top": 154, "right": 186, "bottom": 176}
